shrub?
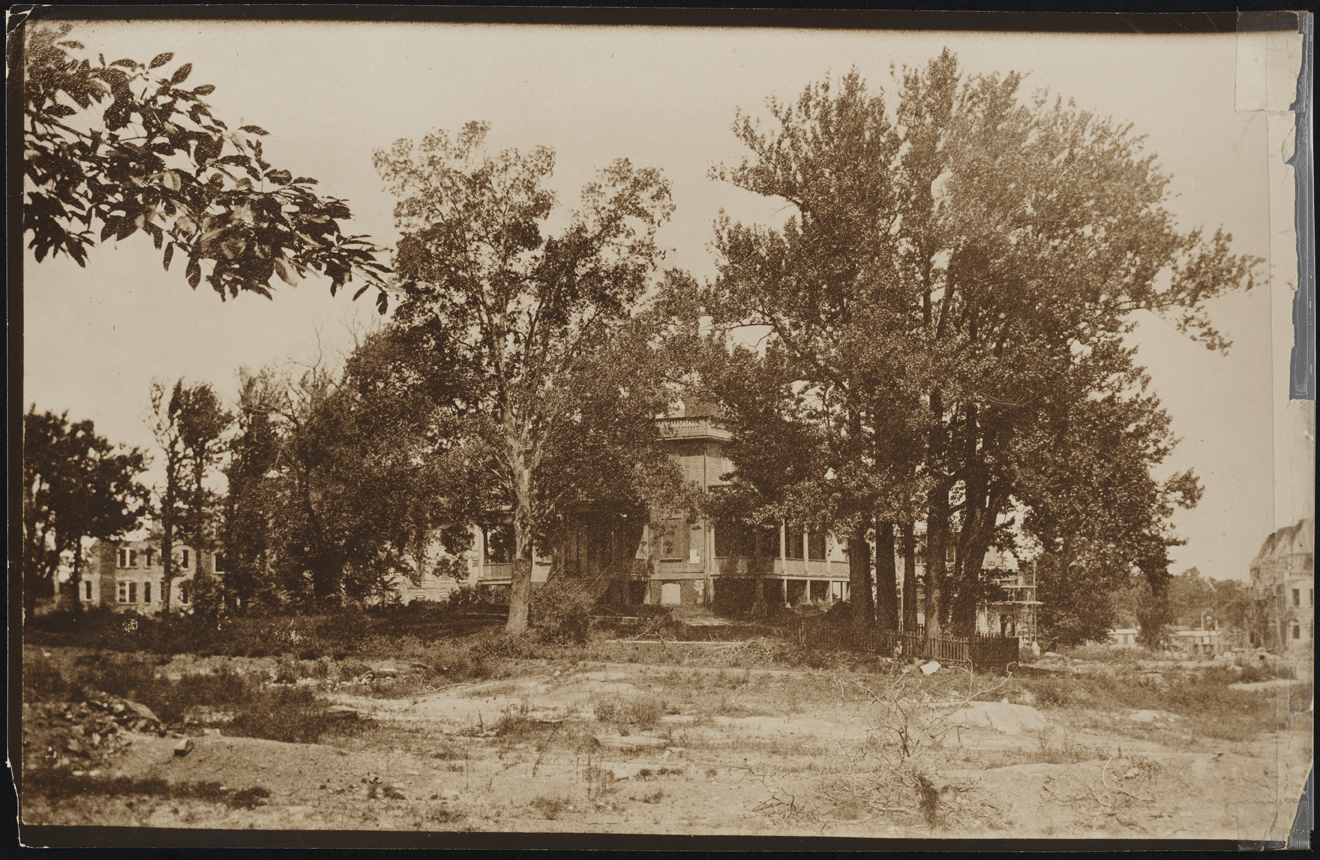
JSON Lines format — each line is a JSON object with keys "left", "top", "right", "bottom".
{"left": 531, "top": 580, "right": 598, "bottom": 644}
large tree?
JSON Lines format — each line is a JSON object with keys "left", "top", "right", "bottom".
{"left": 699, "top": 55, "right": 1258, "bottom": 639}
{"left": 147, "top": 379, "right": 230, "bottom": 616}
{"left": 373, "top": 122, "right": 675, "bottom": 633}
{"left": 21, "top": 408, "right": 149, "bottom": 619}
{"left": 224, "top": 332, "right": 484, "bottom": 609}
{"left": 685, "top": 71, "right": 929, "bottom": 641}
{"left": 21, "top": 22, "right": 389, "bottom": 306}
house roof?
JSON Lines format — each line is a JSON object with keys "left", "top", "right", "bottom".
{"left": 1250, "top": 518, "right": 1314, "bottom": 568}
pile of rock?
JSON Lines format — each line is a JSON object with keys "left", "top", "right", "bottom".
{"left": 25, "top": 693, "right": 178, "bottom": 769}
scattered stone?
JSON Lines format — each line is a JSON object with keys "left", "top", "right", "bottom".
{"left": 373, "top": 667, "right": 399, "bottom": 679}
{"left": 327, "top": 705, "right": 359, "bottom": 720}
{"left": 202, "top": 728, "right": 222, "bottom": 737}
{"left": 440, "top": 789, "right": 460, "bottom": 801}
{"left": 366, "top": 772, "right": 381, "bottom": 784}
{"left": 72, "top": 770, "right": 86, "bottom": 777}
{"left": 66, "top": 739, "right": 83, "bottom": 755}
{"left": 122, "top": 700, "right": 161, "bottom": 725}
{"left": 920, "top": 661, "right": 941, "bottom": 675}
{"left": 88, "top": 769, "right": 101, "bottom": 777}
{"left": 173, "top": 738, "right": 195, "bottom": 757}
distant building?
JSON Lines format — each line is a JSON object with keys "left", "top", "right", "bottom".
{"left": 975, "top": 554, "right": 1041, "bottom": 643}
{"left": 83, "top": 536, "right": 220, "bottom": 615}
{"left": 1108, "top": 628, "right": 1140, "bottom": 648}
{"left": 1248, "top": 517, "right": 1314, "bottom": 653}
{"left": 1170, "top": 628, "right": 1225, "bottom": 658}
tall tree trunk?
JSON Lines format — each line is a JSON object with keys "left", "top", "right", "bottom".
{"left": 505, "top": 451, "right": 535, "bottom": 635}
{"left": 849, "top": 517, "right": 875, "bottom": 644}
{"left": 70, "top": 540, "right": 85, "bottom": 616}
{"left": 874, "top": 520, "right": 899, "bottom": 631}
{"left": 901, "top": 522, "right": 918, "bottom": 632}
{"left": 312, "top": 552, "right": 341, "bottom": 604}
{"left": 925, "top": 391, "right": 948, "bottom": 640}
{"left": 161, "top": 468, "right": 176, "bottom": 619}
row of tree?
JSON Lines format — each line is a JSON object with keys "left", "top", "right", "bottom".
{"left": 22, "top": 25, "right": 1260, "bottom": 640}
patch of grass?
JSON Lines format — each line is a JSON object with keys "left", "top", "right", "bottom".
{"left": 1033, "top": 728, "right": 1095, "bottom": 764}
{"left": 24, "top": 770, "right": 271, "bottom": 810}
{"left": 226, "top": 685, "right": 370, "bottom": 745}
{"left": 531, "top": 795, "right": 571, "bottom": 820}
{"left": 1022, "top": 665, "right": 1285, "bottom": 743}
{"left": 635, "top": 786, "right": 666, "bottom": 804}
{"left": 427, "top": 805, "right": 467, "bottom": 825}
{"left": 491, "top": 699, "right": 542, "bottom": 739}
{"left": 593, "top": 692, "right": 665, "bottom": 731}
{"left": 23, "top": 651, "right": 72, "bottom": 699}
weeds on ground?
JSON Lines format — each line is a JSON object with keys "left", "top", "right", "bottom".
{"left": 24, "top": 771, "right": 271, "bottom": 810}
{"left": 531, "top": 795, "right": 571, "bottom": 820}
{"left": 1020, "top": 666, "right": 1284, "bottom": 742}
{"left": 593, "top": 693, "right": 665, "bottom": 732}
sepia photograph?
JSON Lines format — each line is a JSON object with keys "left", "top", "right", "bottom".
{"left": 11, "top": 8, "right": 1313, "bottom": 848}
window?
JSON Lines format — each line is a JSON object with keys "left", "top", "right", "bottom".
{"left": 118, "top": 581, "right": 128, "bottom": 603}
{"left": 144, "top": 549, "right": 154, "bottom": 567}
{"left": 807, "top": 531, "right": 826, "bottom": 561}
{"left": 214, "top": 553, "right": 225, "bottom": 573}
{"left": 1293, "top": 624, "right": 1301, "bottom": 640}
{"left": 143, "top": 582, "right": 152, "bottom": 604}
{"left": 1294, "top": 588, "right": 1301, "bottom": 607}
{"left": 180, "top": 582, "right": 190, "bottom": 604}
{"left": 117, "top": 548, "right": 137, "bottom": 568}
{"left": 84, "top": 581, "right": 92, "bottom": 600}
{"left": 758, "top": 524, "right": 781, "bottom": 558}
{"left": 658, "top": 519, "right": 683, "bottom": 561}
{"left": 786, "top": 525, "right": 805, "bottom": 560}
{"left": 128, "top": 582, "right": 137, "bottom": 603}
{"left": 483, "top": 524, "right": 514, "bottom": 564}
{"left": 181, "top": 549, "right": 190, "bottom": 569}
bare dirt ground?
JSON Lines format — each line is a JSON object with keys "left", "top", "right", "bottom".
{"left": 19, "top": 644, "right": 1313, "bottom": 841}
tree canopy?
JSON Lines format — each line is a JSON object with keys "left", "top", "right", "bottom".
{"left": 687, "top": 53, "right": 1259, "bottom": 637}
{"left": 21, "top": 407, "right": 149, "bottom": 618}
{"left": 373, "top": 121, "right": 680, "bottom": 632}
{"left": 22, "top": 22, "right": 390, "bottom": 308}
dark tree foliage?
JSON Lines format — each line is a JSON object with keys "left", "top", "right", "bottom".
{"left": 693, "top": 54, "right": 1259, "bottom": 638}
{"left": 373, "top": 121, "right": 676, "bottom": 633}
{"left": 222, "top": 329, "right": 488, "bottom": 610}
{"left": 147, "top": 379, "right": 230, "bottom": 616}
{"left": 21, "top": 408, "right": 149, "bottom": 619}
{"left": 22, "top": 23, "right": 390, "bottom": 308}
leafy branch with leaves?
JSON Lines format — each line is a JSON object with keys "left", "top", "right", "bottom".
{"left": 21, "top": 22, "right": 391, "bottom": 308}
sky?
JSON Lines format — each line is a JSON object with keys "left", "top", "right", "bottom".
{"left": 19, "top": 18, "right": 1305, "bottom": 582}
